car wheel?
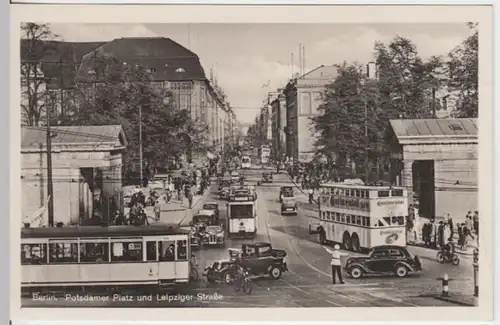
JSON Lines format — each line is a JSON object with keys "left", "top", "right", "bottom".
{"left": 270, "top": 266, "right": 282, "bottom": 279}
{"left": 349, "top": 266, "right": 363, "bottom": 279}
{"left": 436, "top": 252, "right": 445, "bottom": 264}
{"left": 395, "top": 265, "right": 408, "bottom": 278}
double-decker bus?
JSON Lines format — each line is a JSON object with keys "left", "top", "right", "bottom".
{"left": 260, "top": 145, "right": 271, "bottom": 164}
{"left": 226, "top": 199, "right": 257, "bottom": 238}
{"left": 311, "top": 183, "right": 408, "bottom": 252}
{"left": 21, "top": 224, "right": 192, "bottom": 290}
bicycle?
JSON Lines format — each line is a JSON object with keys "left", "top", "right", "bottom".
{"left": 234, "top": 271, "right": 252, "bottom": 295}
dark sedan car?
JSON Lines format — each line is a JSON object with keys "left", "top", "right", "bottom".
{"left": 344, "top": 245, "right": 423, "bottom": 279}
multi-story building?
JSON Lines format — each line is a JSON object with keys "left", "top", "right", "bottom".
{"left": 283, "top": 65, "right": 338, "bottom": 162}
{"left": 21, "top": 37, "right": 234, "bottom": 160}
{"left": 269, "top": 90, "right": 287, "bottom": 160}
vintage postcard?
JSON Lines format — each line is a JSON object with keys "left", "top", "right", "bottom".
{"left": 10, "top": 3, "right": 494, "bottom": 323}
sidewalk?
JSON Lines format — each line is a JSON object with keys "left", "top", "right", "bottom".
{"left": 145, "top": 185, "right": 213, "bottom": 226}
{"left": 407, "top": 224, "right": 478, "bottom": 256}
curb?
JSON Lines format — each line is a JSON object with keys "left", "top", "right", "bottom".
{"left": 433, "top": 295, "right": 477, "bottom": 307}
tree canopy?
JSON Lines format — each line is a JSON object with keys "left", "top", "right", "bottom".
{"left": 62, "top": 55, "right": 208, "bottom": 178}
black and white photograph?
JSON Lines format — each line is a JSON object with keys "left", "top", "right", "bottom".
{"left": 11, "top": 4, "right": 494, "bottom": 322}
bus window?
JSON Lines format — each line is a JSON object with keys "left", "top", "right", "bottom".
{"left": 391, "top": 189, "right": 403, "bottom": 197}
{"left": 356, "top": 216, "right": 361, "bottom": 225}
{"left": 80, "top": 243, "right": 109, "bottom": 263}
{"left": 346, "top": 215, "right": 351, "bottom": 224}
{"left": 378, "top": 190, "right": 390, "bottom": 197}
{"left": 397, "top": 216, "right": 405, "bottom": 225}
{"left": 362, "top": 217, "right": 368, "bottom": 226}
{"left": 350, "top": 190, "right": 355, "bottom": 197}
{"left": 21, "top": 243, "right": 47, "bottom": 265}
{"left": 49, "top": 243, "right": 78, "bottom": 263}
{"left": 146, "top": 241, "right": 157, "bottom": 261}
{"left": 111, "top": 241, "right": 142, "bottom": 262}
{"left": 159, "top": 241, "right": 176, "bottom": 262}
{"left": 177, "top": 240, "right": 187, "bottom": 260}
{"left": 340, "top": 214, "right": 346, "bottom": 223}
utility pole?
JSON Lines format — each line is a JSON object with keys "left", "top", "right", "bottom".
{"left": 59, "top": 58, "right": 64, "bottom": 116}
{"left": 139, "top": 105, "right": 143, "bottom": 187}
{"left": 364, "top": 96, "right": 369, "bottom": 182}
{"left": 432, "top": 87, "right": 437, "bottom": 118}
{"left": 46, "top": 104, "right": 54, "bottom": 227}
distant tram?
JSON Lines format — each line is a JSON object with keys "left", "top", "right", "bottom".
{"left": 21, "top": 225, "right": 192, "bottom": 289}
{"left": 311, "top": 183, "right": 408, "bottom": 252}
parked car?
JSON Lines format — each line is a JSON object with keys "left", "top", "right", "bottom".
{"left": 228, "top": 242, "right": 288, "bottom": 279}
{"left": 344, "top": 245, "right": 423, "bottom": 279}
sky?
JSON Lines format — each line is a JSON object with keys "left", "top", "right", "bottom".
{"left": 49, "top": 23, "right": 473, "bottom": 128}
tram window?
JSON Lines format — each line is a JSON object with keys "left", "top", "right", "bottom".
{"left": 80, "top": 243, "right": 109, "bottom": 263}
{"left": 111, "top": 241, "right": 142, "bottom": 262}
{"left": 176, "top": 240, "right": 187, "bottom": 260}
{"left": 21, "top": 244, "right": 47, "bottom": 265}
{"left": 391, "top": 189, "right": 403, "bottom": 197}
{"left": 146, "top": 241, "right": 157, "bottom": 261}
{"left": 159, "top": 241, "right": 176, "bottom": 262}
{"left": 378, "top": 190, "right": 390, "bottom": 197}
{"left": 49, "top": 243, "right": 78, "bottom": 263}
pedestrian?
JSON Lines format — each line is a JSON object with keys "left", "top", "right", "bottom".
{"left": 154, "top": 204, "right": 161, "bottom": 222}
{"left": 308, "top": 188, "right": 314, "bottom": 204}
{"left": 473, "top": 211, "right": 479, "bottom": 237}
{"left": 447, "top": 215, "right": 454, "bottom": 240}
{"left": 457, "top": 222, "right": 464, "bottom": 248}
{"left": 443, "top": 223, "right": 451, "bottom": 247}
{"left": 323, "top": 244, "right": 347, "bottom": 284}
{"left": 438, "top": 221, "right": 444, "bottom": 248}
{"left": 422, "top": 220, "right": 430, "bottom": 247}
{"left": 465, "top": 212, "right": 473, "bottom": 230}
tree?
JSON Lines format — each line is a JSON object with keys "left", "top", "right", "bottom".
{"left": 64, "top": 54, "right": 208, "bottom": 179}
{"left": 446, "top": 24, "right": 478, "bottom": 117}
{"left": 313, "top": 37, "right": 444, "bottom": 181}
{"left": 20, "top": 23, "right": 59, "bottom": 126}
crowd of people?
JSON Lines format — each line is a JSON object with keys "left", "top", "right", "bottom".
{"left": 407, "top": 210, "right": 479, "bottom": 251}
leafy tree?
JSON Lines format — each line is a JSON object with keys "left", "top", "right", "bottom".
{"left": 64, "top": 55, "right": 208, "bottom": 179}
{"left": 20, "top": 23, "right": 59, "bottom": 126}
{"left": 313, "top": 37, "right": 443, "bottom": 181}
{"left": 446, "top": 23, "right": 478, "bottom": 117}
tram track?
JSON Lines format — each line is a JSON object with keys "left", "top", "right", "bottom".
{"left": 258, "top": 185, "right": 422, "bottom": 307}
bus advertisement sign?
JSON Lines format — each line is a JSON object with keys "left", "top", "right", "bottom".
{"left": 371, "top": 198, "right": 408, "bottom": 216}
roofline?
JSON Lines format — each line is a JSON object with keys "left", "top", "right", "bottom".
{"left": 397, "top": 134, "right": 477, "bottom": 139}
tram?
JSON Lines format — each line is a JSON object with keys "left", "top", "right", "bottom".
{"left": 21, "top": 224, "right": 192, "bottom": 289}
